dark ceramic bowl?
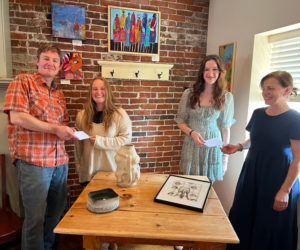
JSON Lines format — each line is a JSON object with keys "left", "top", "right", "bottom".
{"left": 86, "top": 188, "right": 119, "bottom": 213}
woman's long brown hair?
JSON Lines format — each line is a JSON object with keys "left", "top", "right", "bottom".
{"left": 190, "top": 55, "right": 227, "bottom": 110}
{"left": 81, "top": 75, "right": 119, "bottom": 132}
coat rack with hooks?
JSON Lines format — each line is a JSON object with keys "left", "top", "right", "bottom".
{"left": 97, "top": 61, "right": 173, "bottom": 81}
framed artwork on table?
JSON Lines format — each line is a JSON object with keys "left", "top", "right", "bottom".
{"left": 52, "top": 2, "right": 86, "bottom": 40}
{"left": 108, "top": 5, "right": 161, "bottom": 56}
{"left": 219, "top": 42, "right": 236, "bottom": 92}
{"left": 60, "top": 52, "right": 83, "bottom": 80}
{"left": 154, "top": 175, "right": 211, "bottom": 212}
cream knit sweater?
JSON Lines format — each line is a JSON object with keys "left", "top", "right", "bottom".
{"left": 75, "top": 108, "right": 132, "bottom": 183}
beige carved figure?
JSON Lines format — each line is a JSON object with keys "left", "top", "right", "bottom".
{"left": 115, "top": 144, "right": 140, "bottom": 187}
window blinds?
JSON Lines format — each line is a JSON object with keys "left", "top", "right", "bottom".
{"left": 269, "top": 36, "right": 300, "bottom": 101}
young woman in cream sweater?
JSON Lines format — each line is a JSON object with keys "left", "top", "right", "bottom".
{"left": 75, "top": 75, "right": 132, "bottom": 185}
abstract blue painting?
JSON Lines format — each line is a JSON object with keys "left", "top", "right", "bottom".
{"left": 52, "top": 3, "right": 86, "bottom": 40}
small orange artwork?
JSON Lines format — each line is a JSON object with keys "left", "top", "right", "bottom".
{"left": 60, "top": 52, "right": 82, "bottom": 80}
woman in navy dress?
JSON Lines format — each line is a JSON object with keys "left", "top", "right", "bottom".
{"left": 222, "top": 71, "right": 300, "bottom": 250}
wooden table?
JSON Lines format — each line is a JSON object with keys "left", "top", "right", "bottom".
{"left": 54, "top": 172, "right": 239, "bottom": 250}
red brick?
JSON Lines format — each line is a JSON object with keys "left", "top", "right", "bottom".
{"left": 151, "top": 87, "right": 169, "bottom": 92}
{"left": 120, "top": 93, "right": 138, "bottom": 98}
{"left": 148, "top": 120, "right": 164, "bottom": 125}
{"left": 157, "top": 104, "right": 172, "bottom": 110}
{"left": 148, "top": 152, "right": 163, "bottom": 157}
{"left": 94, "top": 33, "right": 107, "bottom": 39}
{"left": 11, "top": 32, "right": 27, "bottom": 40}
{"left": 149, "top": 99, "right": 164, "bottom": 104}
{"left": 137, "top": 137, "right": 155, "bottom": 142}
{"left": 133, "top": 110, "right": 151, "bottom": 116}
{"left": 147, "top": 141, "right": 164, "bottom": 147}
{"left": 15, "top": 0, "right": 40, "bottom": 4}
{"left": 169, "top": 14, "right": 185, "bottom": 22}
{"left": 134, "top": 86, "right": 151, "bottom": 92}
{"left": 137, "top": 147, "right": 156, "bottom": 153}
{"left": 149, "top": 0, "right": 168, "bottom": 7}
{"left": 160, "top": 57, "right": 175, "bottom": 63}
{"left": 140, "top": 104, "right": 156, "bottom": 109}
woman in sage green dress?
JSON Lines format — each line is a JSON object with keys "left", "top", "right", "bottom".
{"left": 175, "top": 55, "right": 235, "bottom": 181}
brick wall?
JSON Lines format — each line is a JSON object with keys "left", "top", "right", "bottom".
{"left": 8, "top": 0, "right": 209, "bottom": 205}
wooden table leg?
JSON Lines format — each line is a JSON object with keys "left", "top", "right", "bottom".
{"left": 191, "top": 242, "right": 226, "bottom": 250}
{"left": 83, "top": 235, "right": 101, "bottom": 250}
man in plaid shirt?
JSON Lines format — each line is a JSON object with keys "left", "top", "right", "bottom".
{"left": 4, "top": 44, "right": 78, "bottom": 250}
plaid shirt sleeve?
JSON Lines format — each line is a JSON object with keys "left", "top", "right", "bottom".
{"left": 4, "top": 74, "right": 32, "bottom": 115}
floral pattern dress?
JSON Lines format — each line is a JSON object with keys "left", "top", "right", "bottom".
{"left": 175, "top": 88, "right": 235, "bottom": 181}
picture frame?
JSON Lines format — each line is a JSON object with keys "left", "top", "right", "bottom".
{"left": 108, "top": 5, "right": 161, "bottom": 56}
{"left": 154, "top": 175, "right": 212, "bottom": 212}
{"left": 60, "top": 52, "right": 83, "bottom": 80}
{"left": 219, "top": 42, "right": 236, "bottom": 92}
{"left": 52, "top": 2, "right": 86, "bottom": 40}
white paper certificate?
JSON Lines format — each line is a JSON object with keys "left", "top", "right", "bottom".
{"left": 204, "top": 138, "right": 223, "bottom": 147}
{"left": 74, "top": 131, "right": 89, "bottom": 140}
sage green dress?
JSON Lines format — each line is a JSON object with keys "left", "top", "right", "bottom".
{"left": 175, "top": 88, "right": 235, "bottom": 181}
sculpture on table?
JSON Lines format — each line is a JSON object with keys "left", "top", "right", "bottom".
{"left": 114, "top": 144, "right": 140, "bottom": 187}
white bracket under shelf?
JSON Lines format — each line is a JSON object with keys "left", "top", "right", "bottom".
{"left": 97, "top": 61, "right": 173, "bottom": 81}
{"left": 0, "top": 78, "right": 12, "bottom": 90}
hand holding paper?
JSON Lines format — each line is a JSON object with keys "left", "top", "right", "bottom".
{"left": 204, "top": 138, "right": 223, "bottom": 147}
{"left": 74, "top": 131, "right": 89, "bottom": 140}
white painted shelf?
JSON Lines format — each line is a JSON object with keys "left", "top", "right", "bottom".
{"left": 97, "top": 61, "right": 173, "bottom": 81}
{"left": 0, "top": 78, "right": 12, "bottom": 90}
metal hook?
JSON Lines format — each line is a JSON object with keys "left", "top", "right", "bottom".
{"left": 157, "top": 72, "right": 163, "bottom": 79}
{"left": 135, "top": 70, "right": 140, "bottom": 78}
{"left": 110, "top": 69, "right": 114, "bottom": 77}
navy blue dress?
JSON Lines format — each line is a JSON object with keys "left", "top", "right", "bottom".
{"left": 227, "top": 108, "right": 300, "bottom": 250}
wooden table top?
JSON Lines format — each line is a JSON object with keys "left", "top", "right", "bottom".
{"left": 54, "top": 172, "right": 239, "bottom": 245}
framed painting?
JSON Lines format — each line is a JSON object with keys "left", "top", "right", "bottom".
{"left": 154, "top": 175, "right": 211, "bottom": 212}
{"left": 52, "top": 2, "right": 86, "bottom": 40}
{"left": 219, "top": 42, "right": 236, "bottom": 92}
{"left": 108, "top": 6, "right": 161, "bottom": 56}
{"left": 60, "top": 52, "right": 83, "bottom": 80}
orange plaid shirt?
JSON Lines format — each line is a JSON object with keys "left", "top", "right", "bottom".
{"left": 4, "top": 72, "right": 69, "bottom": 167}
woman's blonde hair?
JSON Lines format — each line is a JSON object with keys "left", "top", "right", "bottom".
{"left": 190, "top": 55, "right": 227, "bottom": 110}
{"left": 81, "top": 75, "right": 119, "bottom": 132}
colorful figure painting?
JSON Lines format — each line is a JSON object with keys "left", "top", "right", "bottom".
{"left": 52, "top": 3, "right": 86, "bottom": 40}
{"left": 108, "top": 6, "right": 160, "bottom": 56}
{"left": 219, "top": 42, "right": 236, "bottom": 92}
{"left": 60, "top": 52, "right": 83, "bottom": 80}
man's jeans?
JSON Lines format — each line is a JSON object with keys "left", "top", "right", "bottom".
{"left": 16, "top": 160, "right": 68, "bottom": 250}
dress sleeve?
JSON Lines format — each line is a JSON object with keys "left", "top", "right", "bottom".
{"left": 94, "top": 108, "right": 132, "bottom": 150}
{"left": 246, "top": 108, "right": 261, "bottom": 132}
{"left": 174, "top": 88, "right": 191, "bottom": 124}
{"left": 288, "top": 111, "right": 300, "bottom": 140}
{"left": 219, "top": 92, "right": 236, "bottom": 128}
